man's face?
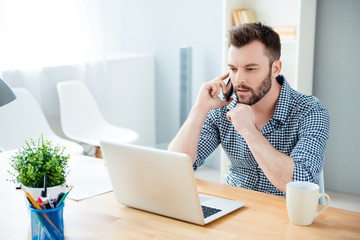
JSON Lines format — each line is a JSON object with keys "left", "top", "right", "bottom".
{"left": 228, "top": 41, "right": 273, "bottom": 106}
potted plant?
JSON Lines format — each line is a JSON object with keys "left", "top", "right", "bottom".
{"left": 8, "top": 135, "right": 69, "bottom": 199}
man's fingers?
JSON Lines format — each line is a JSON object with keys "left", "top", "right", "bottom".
{"left": 208, "top": 81, "right": 222, "bottom": 97}
{"left": 212, "top": 83, "right": 218, "bottom": 96}
{"left": 219, "top": 72, "right": 230, "bottom": 80}
{"left": 204, "top": 72, "right": 231, "bottom": 98}
{"left": 218, "top": 72, "right": 230, "bottom": 95}
{"left": 212, "top": 72, "right": 230, "bottom": 96}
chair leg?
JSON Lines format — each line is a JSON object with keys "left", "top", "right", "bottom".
{"left": 95, "top": 146, "right": 102, "bottom": 158}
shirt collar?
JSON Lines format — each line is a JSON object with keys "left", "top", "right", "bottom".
{"left": 226, "top": 92, "right": 238, "bottom": 111}
{"left": 272, "top": 75, "right": 292, "bottom": 124}
{"left": 225, "top": 75, "right": 292, "bottom": 125}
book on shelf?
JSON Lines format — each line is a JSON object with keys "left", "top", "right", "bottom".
{"left": 232, "top": 8, "right": 257, "bottom": 26}
{"left": 231, "top": 8, "right": 296, "bottom": 41}
{"left": 272, "top": 25, "right": 297, "bottom": 41}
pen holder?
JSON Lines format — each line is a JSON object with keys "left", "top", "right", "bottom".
{"left": 29, "top": 204, "right": 65, "bottom": 240}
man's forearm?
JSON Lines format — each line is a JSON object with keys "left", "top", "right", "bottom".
{"left": 242, "top": 129, "right": 294, "bottom": 193}
{"left": 168, "top": 105, "right": 209, "bottom": 164}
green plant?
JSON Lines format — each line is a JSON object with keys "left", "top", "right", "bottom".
{"left": 8, "top": 135, "right": 70, "bottom": 188}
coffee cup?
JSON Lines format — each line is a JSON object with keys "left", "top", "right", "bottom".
{"left": 286, "top": 181, "right": 330, "bottom": 225}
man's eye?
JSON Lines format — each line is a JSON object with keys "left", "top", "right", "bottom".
{"left": 247, "top": 68, "right": 257, "bottom": 71}
{"left": 229, "top": 68, "right": 236, "bottom": 72}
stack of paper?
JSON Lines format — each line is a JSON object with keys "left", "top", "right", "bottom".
{"left": 66, "top": 163, "right": 113, "bottom": 201}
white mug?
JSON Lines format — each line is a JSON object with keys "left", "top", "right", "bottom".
{"left": 286, "top": 181, "right": 330, "bottom": 225}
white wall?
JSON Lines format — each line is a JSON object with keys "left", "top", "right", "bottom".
{"left": 313, "top": 0, "right": 360, "bottom": 196}
{"left": 115, "top": 0, "right": 223, "bottom": 145}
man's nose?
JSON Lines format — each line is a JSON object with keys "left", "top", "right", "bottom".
{"left": 233, "top": 72, "right": 245, "bottom": 85}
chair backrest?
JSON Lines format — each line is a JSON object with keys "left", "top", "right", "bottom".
{"left": 56, "top": 80, "right": 107, "bottom": 143}
{"left": 0, "top": 88, "right": 82, "bottom": 153}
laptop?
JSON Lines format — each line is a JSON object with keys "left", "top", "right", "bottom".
{"left": 100, "top": 141, "right": 245, "bottom": 225}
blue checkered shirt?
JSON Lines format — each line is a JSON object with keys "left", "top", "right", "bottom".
{"left": 194, "top": 75, "right": 330, "bottom": 196}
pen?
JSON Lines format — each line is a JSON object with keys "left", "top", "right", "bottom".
{"left": 57, "top": 185, "right": 73, "bottom": 206}
{"left": 37, "top": 197, "right": 46, "bottom": 209}
{"left": 56, "top": 192, "right": 65, "bottom": 206}
{"left": 42, "top": 197, "right": 52, "bottom": 209}
{"left": 26, "top": 196, "right": 35, "bottom": 208}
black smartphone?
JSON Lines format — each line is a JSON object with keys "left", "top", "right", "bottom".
{"left": 224, "top": 78, "right": 233, "bottom": 102}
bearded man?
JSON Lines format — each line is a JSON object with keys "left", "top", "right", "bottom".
{"left": 168, "top": 22, "right": 330, "bottom": 196}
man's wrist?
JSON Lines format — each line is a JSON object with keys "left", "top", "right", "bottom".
{"left": 191, "top": 103, "right": 210, "bottom": 116}
{"left": 240, "top": 127, "right": 261, "bottom": 140}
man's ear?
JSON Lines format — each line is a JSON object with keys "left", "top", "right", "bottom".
{"left": 272, "top": 59, "right": 282, "bottom": 77}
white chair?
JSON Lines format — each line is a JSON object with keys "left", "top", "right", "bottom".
{"left": 56, "top": 81, "right": 138, "bottom": 156}
{"left": 0, "top": 88, "right": 84, "bottom": 155}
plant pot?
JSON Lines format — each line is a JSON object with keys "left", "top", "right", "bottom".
{"left": 23, "top": 184, "right": 67, "bottom": 201}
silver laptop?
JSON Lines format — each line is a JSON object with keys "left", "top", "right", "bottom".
{"left": 100, "top": 141, "right": 245, "bottom": 225}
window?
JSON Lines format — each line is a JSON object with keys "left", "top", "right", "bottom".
{"left": 0, "top": 0, "right": 88, "bottom": 71}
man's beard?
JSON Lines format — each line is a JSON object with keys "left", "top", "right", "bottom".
{"left": 234, "top": 71, "right": 272, "bottom": 106}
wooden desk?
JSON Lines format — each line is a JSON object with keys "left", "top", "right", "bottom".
{"left": 1, "top": 151, "right": 359, "bottom": 239}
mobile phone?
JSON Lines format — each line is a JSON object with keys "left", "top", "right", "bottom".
{"left": 224, "top": 78, "right": 233, "bottom": 102}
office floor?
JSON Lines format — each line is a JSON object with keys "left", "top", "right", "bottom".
{"left": 195, "top": 167, "right": 360, "bottom": 213}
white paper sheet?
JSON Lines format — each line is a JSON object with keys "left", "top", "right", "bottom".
{"left": 66, "top": 163, "right": 113, "bottom": 200}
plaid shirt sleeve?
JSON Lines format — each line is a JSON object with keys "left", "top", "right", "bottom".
{"left": 193, "top": 109, "right": 221, "bottom": 170}
{"left": 291, "top": 105, "right": 330, "bottom": 183}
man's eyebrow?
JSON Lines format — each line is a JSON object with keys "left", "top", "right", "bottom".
{"left": 244, "top": 63, "right": 259, "bottom": 67}
{"left": 228, "top": 63, "right": 260, "bottom": 68}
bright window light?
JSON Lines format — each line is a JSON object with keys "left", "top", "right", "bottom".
{"left": 0, "top": 0, "right": 88, "bottom": 71}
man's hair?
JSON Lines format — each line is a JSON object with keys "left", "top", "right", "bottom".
{"left": 228, "top": 22, "right": 281, "bottom": 64}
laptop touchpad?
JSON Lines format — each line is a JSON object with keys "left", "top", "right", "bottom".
{"left": 199, "top": 195, "right": 211, "bottom": 203}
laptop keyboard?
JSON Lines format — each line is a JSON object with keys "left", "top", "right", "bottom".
{"left": 201, "top": 205, "right": 222, "bottom": 218}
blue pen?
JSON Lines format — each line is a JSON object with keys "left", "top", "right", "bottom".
{"left": 57, "top": 185, "right": 73, "bottom": 206}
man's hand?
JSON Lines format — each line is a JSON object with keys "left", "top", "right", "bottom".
{"left": 168, "top": 72, "right": 233, "bottom": 164}
{"left": 194, "top": 72, "right": 233, "bottom": 112}
{"left": 226, "top": 103, "right": 258, "bottom": 136}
